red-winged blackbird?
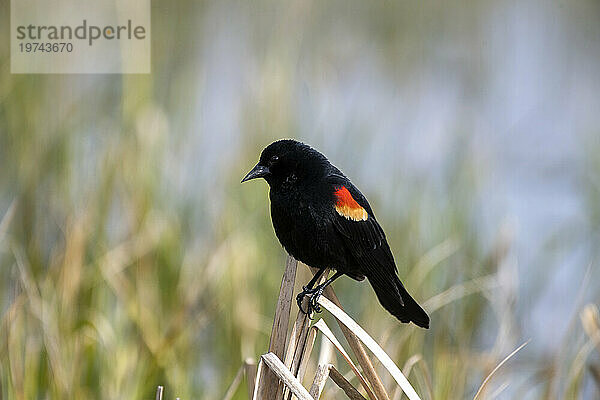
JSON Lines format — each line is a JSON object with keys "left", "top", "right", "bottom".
{"left": 242, "top": 139, "right": 429, "bottom": 328}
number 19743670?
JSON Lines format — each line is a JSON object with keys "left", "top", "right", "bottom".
{"left": 19, "top": 42, "right": 73, "bottom": 53}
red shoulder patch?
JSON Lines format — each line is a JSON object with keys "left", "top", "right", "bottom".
{"left": 334, "top": 186, "right": 368, "bottom": 221}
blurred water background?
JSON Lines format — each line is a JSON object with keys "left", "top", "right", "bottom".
{"left": 1, "top": 0, "right": 600, "bottom": 399}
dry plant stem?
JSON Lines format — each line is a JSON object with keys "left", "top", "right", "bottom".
{"left": 313, "top": 319, "right": 377, "bottom": 400}
{"left": 261, "top": 353, "right": 314, "bottom": 400}
{"left": 282, "top": 267, "right": 330, "bottom": 400}
{"left": 307, "top": 265, "right": 390, "bottom": 400}
{"left": 422, "top": 274, "right": 497, "bottom": 313}
{"left": 398, "top": 354, "right": 433, "bottom": 400}
{"left": 318, "top": 334, "right": 334, "bottom": 366}
{"left": 282, "top": 317, "right": 311, "bottom": 400}
{"left": 329, "top": 366, "right": 368, "bottom": 400}
{"left": 256, "top": 255, "right": 299, "bottom": 400}
{"left": 317, "top": 296, "right": 421, "bottom": 400}
{"left": 562, "top": 340, "right": 596, "bottom": 399}
{"left": 296, "top": 327, "right": 317, "bottom": 385}
{"left": 283, "top": 306, "right": 310, "bottom": 370}
{"left": 222, "top": 363, "right": 245, "bottom": 400}
{"left": 285, "top": 326, "right": 319, "bottom": 400}
{"left": 309, "top": 364, "right": 332, "bottom": 399}
{"left": 244, "top": 358, "right": 258, "bottom": 400}
{"left": 473, "top": 340, "right": 530, "bottom": 400}
{"left": 252, "top": 359, "right": 265, "bottom": 400}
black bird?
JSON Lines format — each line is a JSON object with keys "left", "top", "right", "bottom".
{"left": 242, "top": 139, "right": 429, "bottom": 328}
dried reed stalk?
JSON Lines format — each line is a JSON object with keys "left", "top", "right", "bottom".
{"left": 308, "top": 364, "right": 332, "bottom": 398}
{"left": 317, "top": 296, "right": 420, "bottom": 400}
{"left": 222, "top": 363, "right": 245, "bottom": 400}
{"left": 313, "top": 268, "right": 391, "bottom": 400}
{"left": 260, "top": 352, "right": 313, "bottom": 400}
{"left": 254, "top": 255, "right": 298, "bottom": 399}
{"left": 246, "top": 255, "right": 421, "bottom": 400}
{"left": 282, "top": 266, "right": 330, "bottom": 400}
{"left": 329, "top": 366, "right": 368, "bottom": 400}
{"left": 244, "top": 358, "right": 258, "bottom": 399}
{"left": 313, "top": 319, "right": 377, "bottom": 399}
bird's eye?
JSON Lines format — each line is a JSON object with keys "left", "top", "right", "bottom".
{"left": 270, "top": 155, "right": 279, "bottom": 163}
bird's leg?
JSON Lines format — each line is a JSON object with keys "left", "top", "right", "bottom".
{"left": 296, "top": 268, "right": 327, "bottom": 312}
{"left": 305, "top": 268, "right": 327, "bottom": 290}
{"left": 305, "top": 271, "right": 344, "bottom": 315}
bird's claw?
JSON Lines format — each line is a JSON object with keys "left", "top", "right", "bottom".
{"left": 310, "top": 287, "right": 324, "bottom": 314}
{"left": 296, "top": 285, "right": 324, "bottom": 316}
{"left": 296, "top": 285, "right": 311, "bottom": 312}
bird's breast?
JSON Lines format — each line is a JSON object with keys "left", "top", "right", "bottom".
{"left": 269, "top": 189, "right": 342, "bottom": 269}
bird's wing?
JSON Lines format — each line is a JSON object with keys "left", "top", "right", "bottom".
{"left": 325, "top": 174, "right": 398, "bottom": 277}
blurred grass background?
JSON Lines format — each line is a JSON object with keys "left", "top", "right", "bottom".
{"left": 1, "top": 0, "right": 600, "bottom": 399}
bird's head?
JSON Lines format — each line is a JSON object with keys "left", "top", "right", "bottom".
{"left": 241, "top": 139, "right": 328, "bottom": 188}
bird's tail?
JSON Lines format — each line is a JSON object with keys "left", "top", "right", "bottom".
{"left": 366, "top": 272, "right": 429, "bottom": 329}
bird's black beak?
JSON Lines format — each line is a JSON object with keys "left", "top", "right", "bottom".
{"left": 241, "top": 164, "right": 270, "bottom": 183}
